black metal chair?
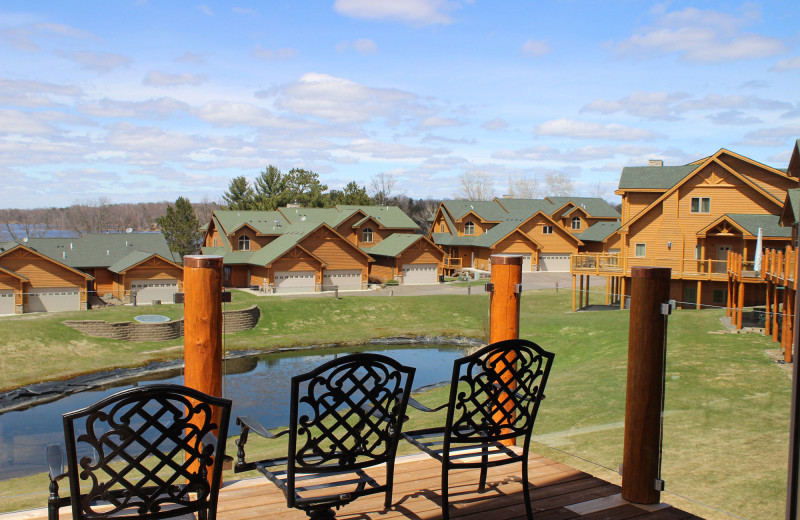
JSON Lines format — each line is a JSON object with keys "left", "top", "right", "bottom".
{"left": 47, "top": 384, "right": 232, "bottom": 520}
{"left": 234, "top": 353, "right": 416, "bottom": 519}
{"left": 402, "top": 338, "right": 554, "bottom": 520}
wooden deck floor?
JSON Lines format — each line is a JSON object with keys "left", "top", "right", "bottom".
{"left": 2, "top": 452, "right": 700, "bottom": 520}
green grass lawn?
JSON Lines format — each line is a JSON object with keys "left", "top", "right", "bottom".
{"left": 0, "top": 288, "right": 791, "bottom": 519}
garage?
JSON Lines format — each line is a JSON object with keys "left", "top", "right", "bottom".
{"left": 27, "top": 287, "right": 80, "bottom": 313}
{"left": 0, "top": 290, "right": 15, "bottom": 315}
{"left": 538, "top": 254, "right": 571, "bottom": 272}
{"left": 521, "top": 254, "right": 532, "bottom": 272}
{"left": 274, "top": 271, "right": 316, "bottom": 293}
{"left": 131, "top": 279, "right": 178, "bottom": 305}
{"left": 322, "top": 270, "right": 362, "bottom": 291}
{"left": 402, "top": 263, "right": 438, "bottom": 284}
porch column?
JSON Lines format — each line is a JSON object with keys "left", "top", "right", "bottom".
{"left": 585, "top": 275, "right": 590, "bottom": 308}
{"left": 572, "top": 275, "right": 577, "bottom": 312}
{"left": 579, "top": 275, "right": 584, "bottom": 311}
{"left": 775, "top": 287, "right": 782, "bottom": 343}
{"left": 786, "top": 289, "right": 795, "bottom": 363}
{"left": 766, "top": 281, "right": 773, "bottom": 337}
{"left": 620, "top": 277, "right": 627, "bottom": 310}
{"left": 606, "top": 276, "right": 611, "bottom": 305}
{"left": 737, "top": 281, "right": 745, "bottom": 331}
{"left": 696, "top": 280, "right": 702, "bottom": 310}
{"left": 726, "top": 251, "right": 732, "bottom": 317}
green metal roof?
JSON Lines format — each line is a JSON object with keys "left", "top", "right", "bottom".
{"left": 440, "top": 200, "right": 509, "bottom": 222}
{"left": 496, "top": 199, "right": 555, "bottom": 218}
{"left": 783, "top": 188, "right": 800, "bottom": 226}
{"left": 21, "top": 233, "right": 176, "bottom": 269}
{"left": 725, "top": 214, "right": 792, "bottom": 238}
{"left": 360, "top": 234, "right": 427, "bottom": 257}
{"left": 618, "top": 165, "right": 697, "bottom": 190}
{"left": 214, "top": 210, "right": 287, "bottom": 235}
{"left": 279, "top": 207, "right": 352, "bottom": 227}
{"left": 576, "top": 222, "right": 621, "bottom": 242}
{"left": 337, "top": 205, "right": 419, "bottom": 229}
{"left": 547, "top": 197, "right": 621, "bottom": 218}
{"left": 107, "top": 250, "right": 159, "bottom": 273}
{"left": 0, "top": 264, "right": 28, "bottom": 280}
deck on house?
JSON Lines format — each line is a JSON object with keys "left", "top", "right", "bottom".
{"left": 3, "top": 451, "right": 700, "bottom": 520}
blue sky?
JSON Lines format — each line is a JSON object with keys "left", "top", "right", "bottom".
{"left": 1, "top": 1, "right": 799, "bottom": 209}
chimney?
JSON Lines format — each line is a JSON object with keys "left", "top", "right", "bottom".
{"left": 62, "top": 251, "right": 66, "bottom": 259}
{"left": 70, "top": 243, "right": 73, "bottom": 250}
{"left": 648, "top": 159, "right": 664, "bottom": 167}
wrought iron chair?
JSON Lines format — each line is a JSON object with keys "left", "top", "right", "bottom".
{"left": 402, "top": 338, "right": 554, "bottom": 520}
{"left": 46, "top": 384, "right": 232, "bottom": 520}
{"left": 234, "top": 353, "right": 416, "bottom": 519}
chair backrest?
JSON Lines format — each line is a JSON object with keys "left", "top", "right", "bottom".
{"left": 287, "top": 353, "right": 415, "bottom": 478}
{"left": 62, "top": 384, "right": 232, "bottom": 520}
{"left": 443, "top": 338, "right": 554, "bottom": 447}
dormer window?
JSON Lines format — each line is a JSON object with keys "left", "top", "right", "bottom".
{"left": 362, "top": 227, "right": 373, "bottom": 243}
{"left": 571, "top": 217, "right": 581, "bottom": 230}
{"left": 542, "top": 225, "right": 553, "bottom": 235}
{"left": 238, "top": 234, "right": 251, "bottom": 251}
{"left": 464, "top": 221, "right": 475, "bottom": 235}
{"left": 691, "top": 197, "right": 710, "bottom": 213}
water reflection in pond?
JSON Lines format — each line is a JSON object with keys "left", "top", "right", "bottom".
{"left": 0, "top": 343, "right": 467, "bottom": 480}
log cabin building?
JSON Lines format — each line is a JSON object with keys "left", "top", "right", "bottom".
{"left": 201, "top": 205, "right": 445, "bottom": 291}
{"left": 571, "top": 143, "right": 800, "bottom": 311}
{"left": 429, "top": 197, "right": 621, "bottom": 274}
{"left": 0, "top": 233, "right": 182, "bottom": 314}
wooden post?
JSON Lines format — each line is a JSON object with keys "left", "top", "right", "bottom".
{"left": 620, "top": 276, "right": 627, "bottom": 310}
{"left": 696, "top": 280, "right": 702, "bottom": 310}
{"left": 775, "top": 287, "right": 782, "bottom": 343}
{"left": 183, "top": 255, "right": 224, "bottom": 429}
{"left": 622, "top": 266, "right": 671, "bottom": 505}
{"left": 489, "top": 254, "right": 522, "bottom": 447}
{"left": 579, "top": 275, "right": 584, "bottom": 311}
{"left": 786, "top": 289, "right": 794, "bottom": 363}
{"left": 585, "top": 275, "right": 590, "bottom": 309}
{"left": 572, "top": 274, "right": 577, "bottom": 312}
{"left": 606, "top": 276, "right": 611, "bottom": 305}
{"left": 766, "top": 281, "right": 773, "bottom": 337}
{"left": 737, "top": 280, "right": 745, "bottom": 331}
{"left": 726, "top": 251, "right": 732, "bottom": 317}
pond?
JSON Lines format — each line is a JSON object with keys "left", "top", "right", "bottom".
{"left": 0, "top": 343, "right": 468, "bottom": 481}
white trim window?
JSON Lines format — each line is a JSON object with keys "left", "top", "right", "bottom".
{"left": 571, "top": 216, "right": 581, "bottom": 230}
{"left": 464, "top": 221, "right": 475, "bottom": 235}
{"left": 238, "top": 234, "right": 251, "bottom": 251}
{"left": 635, "top": 243, "right": 646, "bottom": 257}
{"left": 542, "top": 225, "right": 553, "bottom": 234}
{"left": 362, "top": 227, "right": 374, "bottom": 243}
{"left": 691, "top": 197, "right": 710, "bottom": 213}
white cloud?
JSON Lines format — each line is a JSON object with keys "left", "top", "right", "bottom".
{"left": 706, "top": 110, "right": 761, "bottom": 125}
{"left": 336, "top": 38, "right": 378, "bottom": 54}
{"left": 615, "top": 6, "right": 786, "bottom": 62}
{"left": 535, "top": 119, "right": 659, "bottom": 141}
{"left": 582, "top": 91, "right": 689, "bottom": 120}
{"left": 674, "top": 94, "right": 791, "bottom": 113}
{"left": 57, "top": 50, "right": 133, "bottom": 72}
{"left": 232, "top": 7, "right": 257, "bottom": 16}
{"left": 176, "top": 51, "right": 209, "bottom": 64}
{"left": 252, "top": 45, "right": 298, "bottom": 61}
{"left": 773, "top": 56, "right": 800, "bottom": 71}
{"left": 493, "top": 144, "right": 657, "bottom": 162}
{"left": 271, "top": 73, "right": 427, "bottom": 124}
{"left": 520, "top": 40, "right": 550, "bottom": 57}
{"left": 78, "top": 97, "right": 190, "bottom": 119}
{"left": 0, "top": 109, "right": 57, "bottom": 135}
{"left": 193, "top": 100, "right": 315, "bottom": 131}
{"left": 333, "top": 0, "right": 460, "bottom": 25}
{"left": 143, "top": 71, "right": 207, "bottom": 86}
{"left": 347, "top": 138, "right": 448, "bottom": 159}
{"left": 0, "top": 78, "right": 82, "bottom": 108}
{"left": 482, "top": 118, "right": 508, "bottom": 131}
{"left": 197, "top": 5, "right": 213, "bottom": 16}
{"left": 1, "top": 22, "right": 96, "bottom": 52}
{"left": 419, "top": 116, "right": 464, "bottom": 128}
{"left": 738, "top": 125, "right": 800, "bottom": 147}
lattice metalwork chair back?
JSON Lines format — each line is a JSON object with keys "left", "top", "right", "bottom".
{"left": 402, "top": 338, "right": 554, "bottom": 520}
{"left": 47, "top": 384, "right": 232, "bottom": 520}
{"left": 235, "top": 353, "right": 416, "bottom": 519}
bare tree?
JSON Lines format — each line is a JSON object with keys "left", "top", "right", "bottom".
{"left": 507, "top": 174, "right": 537, "bottom": 199}
{"left": 590, "top": 180, "right": 605, "bottom": 199}
{"left": 65, "top": 197, "right": 113, "bottom": 236}
{"left": 369, "top": 172, "right": 397, "bottom": 205}
{"left": 454, "top": 171, "right": 496, "bottom": 201}
{"left": 544, "top": 172, "right": 574, "bottom": 197}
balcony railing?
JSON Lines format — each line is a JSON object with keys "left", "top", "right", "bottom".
{"left": 571, "top": 253, "right": 733, "bottom": 280}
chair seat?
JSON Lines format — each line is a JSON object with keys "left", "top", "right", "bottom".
{"left": 403, "top": 427, "right": 524, "bottom": 468}
{"left": 254, "top": 457, "right": 385, "bottom": 509}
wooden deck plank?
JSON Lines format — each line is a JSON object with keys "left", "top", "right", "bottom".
{"left": 0, "top": 452, "right": 700, "bottom": 520}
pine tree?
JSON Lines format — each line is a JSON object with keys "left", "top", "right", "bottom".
{"left": 222, "top": 176, "right": 255, "bottom": 210}
{"left": 157, "top": 197, "right": 202, "bottom": 258}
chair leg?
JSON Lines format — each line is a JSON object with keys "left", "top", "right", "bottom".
{"left": 478, "top": 441, "right": 489, "bottom": 492}
{"left": 522, "top": 459, "right": 533, "bottom": 520}
{"left": 307, "top": 507, "right": 336, "bottom": 519}
{"left": 441, "top": 464, "right": 450, "bottom": 520}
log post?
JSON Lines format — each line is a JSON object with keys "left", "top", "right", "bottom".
{"left": 622, "top": 266, "right": 671, "bottom": 505}
{"left": 183, "top": 255, "right": 224, "bottom": 425}
{"left": 489, "top": 254, "right": 522, "bottom": 446}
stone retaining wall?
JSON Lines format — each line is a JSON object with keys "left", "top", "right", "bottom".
{"left": 63, "top": 305, "right": 260, "bottom": 342}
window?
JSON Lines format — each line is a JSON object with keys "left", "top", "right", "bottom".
{"left": 694, "top": 245, "right": 702, "bottom": 260}
{"left": 213, "top": 238, "right": 218, "bottom": 247}
{"left": 635, "top": 243, "right": 646, "bottom": 257}
{"left": 691, "top": 197, "right": 710, "bottom": 213}
{"left": 464, "top": 221, "right": 475, "bottom": 235}
{"left": 440, "top": 224, "right": 445, "bottom": 233}
{"left": 571, "top": 216, "right": 581, "bottom": 230}
{"left": 362, "top": 227, "right": 373, "bottom": 243}
{"left": 713, "top": 289, "right": 725, "bottom": 304}
{"left": 238, "top": 234, "right": 250, "bottom": 251}
{"left": 542, "top": 225, "right": 553, "bottom": 234}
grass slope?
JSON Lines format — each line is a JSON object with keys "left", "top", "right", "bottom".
{"left": 0, "top": 289, "right": 791, "bottom": 519}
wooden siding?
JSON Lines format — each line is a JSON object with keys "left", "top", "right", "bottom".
{"left": 249, "top": 265, "right": 271, "bottom": 288}
{"left": 397, "top": 241, "right": 445, "bottom": 276}
{"left": 0, "top": 249, "right": 86, "bottom": 289}
{"left": 93, "top": 269, "right": 118, "bottom": 298}
{"left": 369, "top": 258, "right": 395, "bottom": 282}
{"left": 125, "top": 260, "right": 183, "bottom": 291}
{"left": 717, "top": 154, "right": 796, "bottom": 201}
{"left": 624, "top": 192, "right": 661, "bottom": 223}
{"left": 493, "top": 232, "right": 537, "bottom": 256}
{"left": 335, "top": 212, "right": 364, "bottom": 244}
{"left": 227, "top": 266, "right": 250, "bottom": 288}
{"left": 354, "top": 221, "right": 394, "bottom": 248}
{"left": 519, "top": 216, "right": 578, "bottom": 254}
{"left": 300, "top": 228, "right": 370, "bottom": 270}
{"left": 231, "top": 226, "right": 261, "bottom": 252}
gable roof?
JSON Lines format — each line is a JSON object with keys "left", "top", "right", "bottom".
{"left": 578, "top": 222, "right": 622, "bottom": 242}
{"left": 361, "top": 234, "right": 443, "bottom": 257}
{"left": 13, "top": 233, "right": 176, "bottom": 269}
{"left": 214, "top": 210, "right": 287, "bottom": 235}
{"left": 336, "top": 205, "right": 419, "bottom": 229}
{"left": 617, "top": 165, "right": 697, "bottom": 191}
{"left": 440, "top": 200, "right": 509, "bottom": 222}
{"left": 0, "top": 242, "right": 94, "bottom": 280}
{"left": 107, "top": 251, "right": 183, "bottom": 273}
{"left": 789, "top": 140, "right": 800, "bottom": 178}
{"left": 725, "top": 214, "right": 791, "bottom": 238}
{"left": 780, "top": 188, "right": 800, "bottom": 227}
{"left": 546, "top": 197, "right": 621, "bottom": 218}
{"left": 0, "top": 264, "right": 28, "bottom": 281}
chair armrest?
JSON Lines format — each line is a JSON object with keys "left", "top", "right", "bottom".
{"left": 407, "top": 396, "right": 448, "bottom": 413}
{"left": 236, "top": 416, "right": 289, "bottom": 440}
{"left": 46, "top": 444, "right": 66, "bottom": 482}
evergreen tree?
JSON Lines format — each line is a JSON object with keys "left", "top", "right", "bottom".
{"left": 284, "top": 168, "right": 328, "bottom": 207}
{"left": 222, "top": 175, "right": 255, "bottom": 209}
{"left": 329, "top": 181, "right": 372, "bottom": 206}
{"left": 253, "top": 165, "right": 288, "bottom": 210}
{"left": 156, "top": 197, "right": 203, "bottom": 258}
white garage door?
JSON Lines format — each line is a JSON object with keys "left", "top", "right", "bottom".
{"left": 402, "top": 263, "right": 438, "bottom": 284}
{"left": 274, "top": 271, "right": 316, "bottom": 293}
{"left": 27, "top": 287, "right": 80, "bottom": 313}
{"left": 0, "top": 290, "right": 15, "bottom": 315}
{"left": 521, "top": 254, "right": 532, "bottom": 272}
{"left": 131, "top": 279, "right": 178, "bottom": 305}
{"left": 323, "top": 270, "right": 362, "bottom": 291}
{"left": 539, "top": 254, "right": 571, "bottom": 272}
